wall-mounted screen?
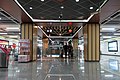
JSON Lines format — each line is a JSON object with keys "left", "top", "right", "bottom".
{"left": 108, "top": 41, "right": 118, "bottom": 52}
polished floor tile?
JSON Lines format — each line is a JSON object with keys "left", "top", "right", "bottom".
{"left": 0, "top": 55, "right": 120, "bottom": 80}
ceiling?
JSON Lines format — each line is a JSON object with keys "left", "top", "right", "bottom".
{"left": 16, "top": 0, "right": 106, "bottom": 40}
{"left": 17, "top": 0, "right": 105, "bottom": 20}
{"left": 0, "top": 9, "right": 20, "bottom": 39}
{"left": 100, "top": 10, "right": 120, "bottom": 40}
{"left": 39, "top": 22, "right": 82, "bottom": 37}
{"left": 2, "top": 0, "right": 118, "bottom": 41}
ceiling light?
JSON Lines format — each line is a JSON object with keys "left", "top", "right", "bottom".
{"left": 6, "top": 27, "right": 19, "bottom": 29}
{"left": 9, "top": 36, "right": 18, "bottom": 38}
{"left": 114, "top": 33, "right": 120, "bottom": 35}
{"left": 105, "top": 75, "right": 113, "bottom": 77}
{"left": 50, "top": 29, "right": 52, "bottom": 32}
{"left": 40, "top": 26, "right": 43, "bottom": 28}
{"left": 101, "top": 71, "right": 105, "bottom": 73}
{"left": 29, "top": 7, "right": 32, "bottom": 10}
{"left": 61, "top": 6, "right": 64, "bottom": 9}
{"left": 102, "top": 28, "right": 115, "bottom": 31}
{"left": 34, "top": 26, "right": 38, "bottom": 28}
{"left": 76, "top": 0, "right": 79, "bottom": 2}
{"left": 82, "top": 70, "right": 84, "bottom": 73}
{"left": 80, "top": 67, "right": 84, "bottom": 70}
{"left": 0, "top": 17, "right": 1, "bottom": 20}
{"left": 41, "top": 0, "right": 44, "bottom": 1}
{"left": 100, "top": 33, "right": 102, "bottom": 35}
{"left": 0, "top": 33, "right": 7, "bottom": 34}
{"left": 16, "top": 70, "right": 20, "bottom": 73}
{"left": 47, "top": 30, "right": 49, "bottom": 32}
{"left": 102, "top": 36, "right": 112, "bottom": 38}
{"left": 90, "top": 7, "right": 93, "bottom": 10}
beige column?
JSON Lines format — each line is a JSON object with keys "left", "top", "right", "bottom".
{"left": 33, "top": 27, "right": 38, "bottom": 61}
{"left": 73, "top": 39, "right": 78, "bottom": 57}
{"left": 83, "top": 23, "right": 100, "bottom": 61}
{"left": 21, "top": 23, "right": 37, "bottom": 61}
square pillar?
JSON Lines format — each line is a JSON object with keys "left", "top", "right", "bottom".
{"left": 83, "top": 23, "right": 100, "bottom": 61}
{"left": 21, "top": 23, "right": 37, "bottom": 61}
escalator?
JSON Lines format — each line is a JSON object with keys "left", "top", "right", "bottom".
{"left": 0, "top": 46, "right": 9, "bottom": 68}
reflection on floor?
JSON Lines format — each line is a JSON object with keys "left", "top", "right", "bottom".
{"left": 0, "top": 55, "right": 120, "bottom": 80}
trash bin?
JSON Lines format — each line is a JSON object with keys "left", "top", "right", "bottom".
{"left": 0, "top": 49, "right": 9, "bottom": 68}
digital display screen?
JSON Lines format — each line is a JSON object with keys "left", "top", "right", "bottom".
{"left": 108, "top": 41, "right": 118, "bottom": 52}
{"left": 109, "top": 59, "right": 119, "bottom": 71}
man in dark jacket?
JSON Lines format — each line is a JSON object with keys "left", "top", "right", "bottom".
{"left": 68, "top": 43, "right": 73, "bottom": 58}
{"left": 63, "top": 43, "right": 68, "bottom": 58}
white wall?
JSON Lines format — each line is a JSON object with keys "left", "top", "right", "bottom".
{"left": 100, "top": 38, "right": 120, "bottom": 55}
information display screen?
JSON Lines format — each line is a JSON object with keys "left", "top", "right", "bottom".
{"left": 108, "top": 41, "right": 118, "bottom": 52}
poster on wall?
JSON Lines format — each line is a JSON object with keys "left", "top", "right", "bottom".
{"left": 108, "top": 41, "right": 118, "bottom": 52}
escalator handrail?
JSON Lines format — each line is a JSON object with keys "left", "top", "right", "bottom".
{"left": 0, "top": 46, "right": 9, "bottom": 54}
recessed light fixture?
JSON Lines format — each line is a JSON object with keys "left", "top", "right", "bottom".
{"left": 100, "top": 33, "right": 102, "bottom": 35}
{"left": 90, "top": 7, "right": 93, "bottom": 10}
{"left": 41, "top": 0, "right": 44, "bottom": 2}
{"left": 50, "top": 29, "right": 52, "bottom": 32}
{"left": 102, "top": 28, "right": 115, "bottom": 31}
{"left": 47, "top": 30, "right": 49, "bottom": 32}
{"left": 0, "top": 17, "right": 1, "bottom": 20}
{"left": 41, "top": 26, "right": 43, "bottom": 28}
{"left": 29, "top": 7, "right": 33, "bottom": 10}
{"left": 61, "top": 6, "right": 64, "bottom": 9}
{"left": 34, "top": 26, "right": 38, "bottom": 28}
{"left": 76, "top": 0, "right": 79, "bottom": 2}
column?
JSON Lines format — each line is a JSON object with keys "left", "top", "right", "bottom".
{"left": 33, "top": 27, "right": 38, "bottom": 60}
{"left": 73, "top": 39, "right": 78, "bottom": 57}
{"left": 83, "top": 23, "right": 100, "bottom": 61}
{"left": 21, "top": 23, "right": 37, "bottom": 61}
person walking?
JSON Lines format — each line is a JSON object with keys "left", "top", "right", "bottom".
{"left": 68, "top": 42, "right": 73, "bottom": 58}
{"left": 63, "top": 43, "right": 68, "bottom": 58}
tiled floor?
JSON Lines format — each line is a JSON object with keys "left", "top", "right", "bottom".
{"left": 0, "top": 55, "right": 120, "bottom": 80}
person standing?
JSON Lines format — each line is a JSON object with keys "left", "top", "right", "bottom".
{"left": 37, "top": 46, "right": 41, "bottom": 58}
{"left": 68, "top": 43, "right": 73, "bottom": 58}
{"left": 63, "top": 43, "right": 68, "bottom": 58}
